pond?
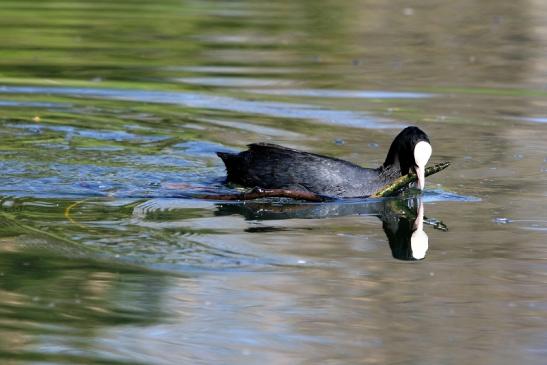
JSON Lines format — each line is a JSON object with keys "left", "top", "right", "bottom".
{"left": 0, "top": 0, "right": 546, "bottom": 364}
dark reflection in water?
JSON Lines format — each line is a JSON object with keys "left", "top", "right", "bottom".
{"left": 0, "top": 247, "right": 170, "bottom": 365}
{"left": 216, "top": 197, "right": 435, "bottom": 261}
{"left": 382, "top": 199, "right": 428, "bottom": 261}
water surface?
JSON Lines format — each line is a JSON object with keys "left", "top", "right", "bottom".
{"left": 0, "top": 0, "right": 546, "bottom": 364}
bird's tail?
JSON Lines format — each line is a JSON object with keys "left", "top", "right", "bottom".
{"left": 216, "top": 152, "right": 242, "bottom": 183}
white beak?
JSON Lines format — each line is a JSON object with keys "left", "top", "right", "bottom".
{"left": 413, "top": 141, "right": 432, "bottom": 191}
{"left": 415, "top": 165, "right": 425, "bottom": 190}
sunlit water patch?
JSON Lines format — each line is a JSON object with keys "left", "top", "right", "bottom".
{"left": 174, "top": 77, "right": 294, "bottom": 87}
{"left": 0, "top": 85, "right": 399, "bottom": 129}
{"left": 0, "top": 100, "right": 71, "bottom": 108}
{"left": 247, "top": 88, "right": 434, "bottom": 99}
{"left": 518, "top": 116, "right": 547, "bottom": 124}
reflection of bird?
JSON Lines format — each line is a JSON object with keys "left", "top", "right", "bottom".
{"left": 217, "top": 126, "right": 432, "bottom": 198}
{"left": 214, "top": 197, "right": 433, "bottom": 261}
{"left": 381, "top": 200, "right": 428, "bottom": 260}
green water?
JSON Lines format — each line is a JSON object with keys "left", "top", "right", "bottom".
{"left": 1, "top": 0, "right": 546, "bottom": 364}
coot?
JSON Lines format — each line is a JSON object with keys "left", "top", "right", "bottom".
{"left": 217, "top": 126, "right": 432, "bottom": 198}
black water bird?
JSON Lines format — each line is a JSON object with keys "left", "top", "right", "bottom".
{"left": 217, "top": 126, "right": 432, "bottom": 198}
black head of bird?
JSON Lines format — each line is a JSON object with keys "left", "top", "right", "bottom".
{"left": 383, "top": 126, "right": 432, "bottom": 190}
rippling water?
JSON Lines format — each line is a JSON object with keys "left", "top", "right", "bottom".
{"left": 1, "top": 0, "right": 546, "bottom": 364}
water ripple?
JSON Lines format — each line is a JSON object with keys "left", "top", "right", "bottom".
{"left": 0, "top": 100, "right": 71, "bottom": 108}
{"left": 0, "top": 85, "right": 399, "bottom": 129}
{"left": 247, "top": 88, "right": 434, "bottom": 99}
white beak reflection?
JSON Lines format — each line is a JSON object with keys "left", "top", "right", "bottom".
{"left": 410, "top": 200, "right": 428, "bottom": 259}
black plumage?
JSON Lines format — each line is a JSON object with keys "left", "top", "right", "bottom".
{"left": 217, "top": 126, "right": 430, "bottom": 198}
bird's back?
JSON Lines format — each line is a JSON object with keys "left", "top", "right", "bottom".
{"left": 217, "top": 143, "right": 389, "bottom": 197}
